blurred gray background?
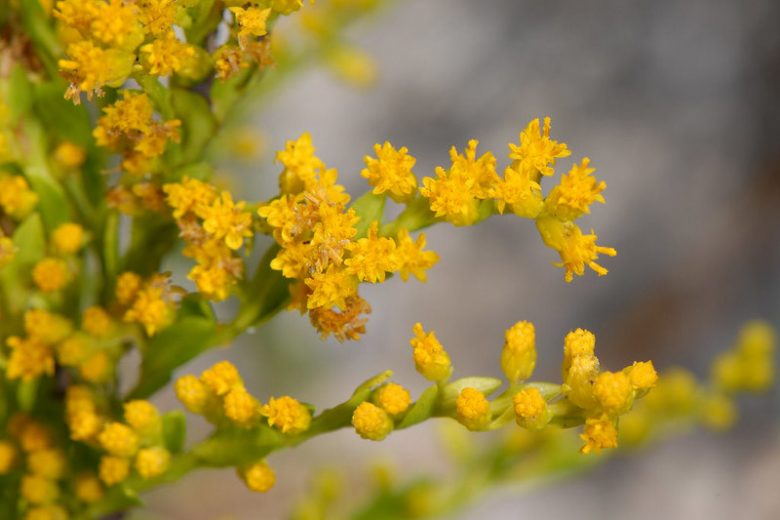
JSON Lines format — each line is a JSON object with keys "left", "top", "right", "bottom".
{"left": 133, "top": 0, "right": 780, "bottom": 518}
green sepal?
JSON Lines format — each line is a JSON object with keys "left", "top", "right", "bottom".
{"left": 349, "top": 370, "right": 393, "bottom": 405}
{"left": 192, "top": 427, "right": 285, "bottom": 467}
{"left": 162, "top": 411, "right": 187, "bottom": 454}
{"left": 397, "top": 384, "right": 438, "bottom": 429}
{"left": 440, "top": 377, "right": 503, "bottom": 408}
{"left": 350, "top": 191, "right": 386, "bottom": 239}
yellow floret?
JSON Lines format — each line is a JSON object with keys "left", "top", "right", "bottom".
{"left": 513, "top": 387, "right": 550, "bottom": 430}
{"left": 624, "top": 361, "right": 658, "bottom": 391}
{"left": 123, "top": 400, "right": 160, "bottom": 435}
{"left": 24, "top": 504, "right": 69, "bottom": 520}
{"left": 0, "top": 440, "right": 17, "bottom": 474}
{"left": 261, "top": 396, "right": 312, "bottom": 435}
{"left": 75, "top": 472, "right": 103, "bottom": 503}
{"left": 97, "top": 423, "right": 139, "bottom": 458}
{"left": 562, "top": 328, "right": 596, "bottom": 379}
{"left": 352, "top": 402, "right": 393, "bottom": 441}
{"left": 52, "top": 223, "right": 85, "bottom": 254}
{"left": 82, "top": 306, "right": 113, "bottom": 337}
{"left": 135, "top": 447, "right": 171, "bottom": 479}
{"left": 27, "top": 449, "right": 66, "bottom": 479}
{"left": 409, "top": 323, "right": 452, "bottom": 382}
{"left": 455, "top": 387, "right": 491, "bottom": 431}
{"left": 21, "top": 474, "right": 59, "bottom": 504}
{"left": 508, "top": 117, "right": 570, "bottom": 178}
{"left": 99, "top": 456, "right": 130, "bottom": 486}
{"left": 53, "top": 141, "right": 86, "bottom": 168}
{"left": 580, "top": 415, "right": 618, "bottom": 455}
{"left": 501, "top": 320, "right": 537, "bottom": 384}
{"left": 201, "top": 361, "right": 243, "bottom": 396}
{"left": 593, "top": 371, "right": 634, "bottom": 415}
{"left": 394, "top": 229, "right": 439, "bottom": 282}
{"left": 223, "top": 387, "right": 261, "bottom": 427}
{"left": 115, "top": 272, "right": 142, "bottom": 305}
{"left": 175, "top": 374, "right": 212, "bottom": 413}
{"left": 373, "top": 383, "right": 412, "bottom": 417}
{"left": 79, "top": 351, "right": 112, "bottom": 383}
{"left": 24, "top": 309, "right": 73, "bottom": 344}
{"left": 6, "top": 336, "right": 55, "bottom": 381}
{"left": 32, "top": 258, "right": 70, "bottom": 293}
{"left": 544, "top": 158, "right": 606, "bottom": 221}
{"left": 563, "top": 354, "right": 600, "bottom": 410}
{"left": 239, "top": 460, "right": 276, "bottom": 493}
{"left": 361, "top": 142, "right": 418, "bottom": 202}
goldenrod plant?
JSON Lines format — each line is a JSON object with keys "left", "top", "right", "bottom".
{"left": 0, "top": 1, "right": 773, "bottom": 519}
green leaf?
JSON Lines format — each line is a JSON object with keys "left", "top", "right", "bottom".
{"left": 25, "top": 166, "right": 70, "bottom": 231}
{"left": 170, "top": 88, "right": 217, "bottom": 166}
{"left": 233, "top": 243, "right": 290, "bottom": 331}
{"left": 397, "top": 384, "right": 439, "bottom": 429}
{"left": 162, "top": 411, "right": 187, "bottom": 454}
{"left": 127, "top": 316, "right": 218, "bottom": 399}
{"left": 1, "top": 213, "right": 45, "bottom": 313}
{"left": 167, "top": 161, "right": 214, "bottom": 183}
{"left": 7, "top": 65, "right": 33, "bottom": 123}
{"left": 350, "top": 191, "right": 386, "bottom": 239}
{"left": 440, "top": 377, "right": 504, "bottom": 407}
{"left": 33, "top": 82, "right": 93, "bottom": 147}
{"left": 16, "top": 380, "right": 38, "bottom": 412}
{"left": 193, "top": 427, "right": 284, "bottom": 467}
{"left": 85, "top": 485, "right": 143, "bottom": 518}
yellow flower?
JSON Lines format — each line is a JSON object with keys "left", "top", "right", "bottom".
{"left": 53, "top": 141, "right": 86, "bottom": 168}
{"left": 59, "top": 41, "right": 135, "bottom": 101}
{"left": 163, "top": 177, "right": 218, "bottom": 219}
{"left": 455, "top": 387, "right": 491, "bottom": 431}
{"left": 580, "top": 415, "right": 618, "bottom": 454}
{"left": 0, "top": 175, "right": 38, "bottom": 219}
{"left": 74, "top": 472, "right": 103, "bottom": 503}
{"left": 20, "top": 474, "right": 59, "bottom": 504}
{"left": 52, "top": 222, "right": 85, "bottom": 254}
{"left": 115, "top": 271, "right": 142, "bottom": 305}
{"left": 135, "top": 447, "right": 171, "bottom": 479}
{"left": 276, "top": 132, "right": 325, "bottom": 195}
{"left": 513, "top": 387, "right": 550, "bottom": 430}
{"left": 391, "top": 229, "right": 437, "bottom": 282}
{"left": 700, "top": 394, "right": 736, "bottom": 431}
{"left": 492, "top": 165, "right": 543, "bottom": 218}
{"left": 593, "top": 371, "right": 634, "bottom": 415}
{"left": 420, "top": 140, "right": 495, "bottom": 226}
{"left": 24, "top": 309, "right": 73, "bottom": 344}
{"left": 562, "top": 328, "right": 596, "bottom": 378}
{"left": 536, "top": 218, "right": 617, "bottom": 282}
{"left": 98, "top": 423, "right": 139, "bottom": 458}
{"left": 361, "top": 142, "right": 418, "bottom": 202}
{"left": 89, "top": 0, "right": 144, "bottom": 49}
{"left": 230, "top": 6, "right": 271, "bottom": 39}
{"left": 261, "top": 396, "right": 312, "bottom": 435}
{"left": 82, "top": 306, "right": 113, "bottom": 337}
{"left": 123, "top": 280, "right": 174, "bottom": 336}
{"left": 223, "top": 387, "right": 261, "bottom": 427}
{"left": 25, "top": 505, "right": 69, "bottom": 520}
{"left": 32, "top": 258, "right": 71, "bottom": 293}
{"left": 409, "top": 323, "right": 452, "bottom": 382}
{"left": 80, "top": 351, "right": 113, "bottom": 383}
{"left": 563, "top": 353, "right": 600, "bottom": 410}
{"left": 201, "top": 191, "right": 253, "bottom": 250}
{"left": 99, "top": 456, "right": 130, "bottom": 486}
{"left": 373, "top": 383, "right": 412, "bottom": 417}
{"left": 138, "top": 0, "right": 180, "bottom": 36}
{"left": 508, "top": 117, "right": 570, "bottom": 178}
{"left": 239, "top": 460, "right": 276, "bottom": 493}
{"left": 6, "top": 336, "right": 55, "bottom": 381}
{"left": 124, "top": 400, "right": 161, "bottom": 435}
{"left": 352, "top": 402, "right": 393, "bottom": 441}
{"left": 545, "top": 158, "right": 606, "bottom": 221}
{"left": 501, "top": 320, "right": 537, "bottom": 384}
{"left": 201, "top": 361, "right": 243, "bottom": 396}
{"left": 345, "top": 222, "right": 398, "bottom": 283}
{"left": 305, "top": 266, "right": 358, "bottom": 310}
{"left": 175, "top": 374, "right": 212, "bottom": 414}
{"left": 624, "top": 361, "right": 658, "bottom": 391}
{"left": 27, "top": 449, "right": 66, "bottom": 479}
{"left": 140, "top": 31, "right": 197, "bottom": 76}
{"left": 0, "top": 440, "right": 17, "bottom": 474}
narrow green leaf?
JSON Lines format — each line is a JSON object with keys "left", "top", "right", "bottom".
{"left": 397, "top": 384, "right": 439, "bottom": 429}
{"left": 162, "top": 411, "right": 187, "bottom": 454}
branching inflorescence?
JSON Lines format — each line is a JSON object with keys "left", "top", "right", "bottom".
{"left": 0, "top": 1, "right": 774, "bottom": 519}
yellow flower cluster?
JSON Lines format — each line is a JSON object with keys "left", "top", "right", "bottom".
{"left": 176, "top": 361, "right": 312, "bottom": 434}
{"left": 259, "top": 133, "right": 438, "bottom": 341}
{"left": 55, "top": 0, "right": 198, "bottom": 101}
{"left": 163, "top": 178, "right": 252, "bottom": 301}
{"left": 175, "top": 360, "right": 314, "bottom": 492}
{"left": 0, "top": 174, "right": 39, "bottom": 221}
{"left": 93, "top": 91, "right": 181, "bottom": 175}
{"left": 116, "top": 272, "right": 176, "bottom": 336}
{"left": 1, "top": 415, "right": 74, "bottom": 518}
{"left": 414, "top": 119, "right": 616, "bottom": 282}
{"left": 92, "top": 400, "right": 170, "bottom": 486}
{"left": 352, "top": 382, "right": 412, "bottom": 441}
{"left": 556, "top": 329, "right": 657, "bottom": 453}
